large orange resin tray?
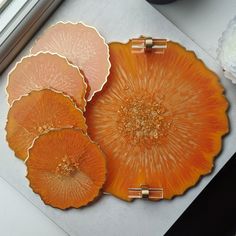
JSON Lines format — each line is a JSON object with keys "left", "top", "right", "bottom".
{"left": 86, "top": 39, "right": 229, "bottom": 201}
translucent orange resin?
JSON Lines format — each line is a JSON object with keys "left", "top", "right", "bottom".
{"left": 6, "top": 52, "right": 87, "bottom": 110}
{"left": 26, "top": 128, "right": 106, "bottom": 209}
{"left": 6, "top": 89, "right": 87, "bottom": 160}
{"left": 31, "top": 22, "right": 110, "bottom": 101}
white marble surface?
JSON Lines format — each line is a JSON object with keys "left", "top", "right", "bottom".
{"left": 0, "top": 177, "right": 66, "bottom": 236}
{"left": 0, "top": 0, "right": 235, "bottom": 235}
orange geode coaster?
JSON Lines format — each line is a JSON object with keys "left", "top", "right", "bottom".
{"left": 31, "top": 22, "right": 111, "bottom": 101}
{"left": 6, "top": 52, "right": 87, "bottom": 111}
{"left": 26, "top": 128, "right": 106, "bottom": 209}
{"left": 85, "top": 39, "right": 229, "bottom": 201}
{"left": 6, "top": 89, "right": 87, "bottom": 161}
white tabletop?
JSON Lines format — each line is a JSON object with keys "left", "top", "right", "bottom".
{"left": 0, "top": 1, "right": 235, "bottom": 235}
{"left": 155, "top": 0, "right": 236, "bottom": 59}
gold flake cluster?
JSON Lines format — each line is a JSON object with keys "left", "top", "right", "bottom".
{"left": 56, "top": 156, "right": 79, "bottom": 177}
{"left": 117, "top": 96, "right": 172, "bottom": 146}
{"left": 37, "top": 124, "right": 52, "bottom": 133}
